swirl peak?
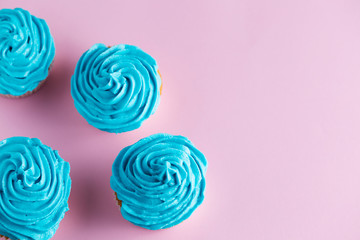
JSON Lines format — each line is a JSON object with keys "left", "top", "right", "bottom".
{"left": 110, "top": 133, "right": 207, "bottom": 230}
{"left": 0, "top": 137, "right": 71, "bottom": 240}
{"left": 0, "top": 8, "right": 55, "bottom": 96}
{"left": 71, "top": 44, "right": 162, "bottom": 133}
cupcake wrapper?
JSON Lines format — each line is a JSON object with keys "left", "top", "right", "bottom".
{"left": 158, "top": 70, "right": 163, "bottom": 95}
{"left": 0, "top": 78, "right": 48, "bottom": 99}
{"left": 114, "top": 192, "right": 122, "bottom": 208}
{"left": 113, "top": 191, "right": 175, "bottom": 230}
{"left": 0, "top": 59, "right": 54, "bottom": 99}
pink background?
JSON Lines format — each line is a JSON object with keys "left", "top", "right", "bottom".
{"left": 1, "top": 0, "right": 360, "bottom": 239}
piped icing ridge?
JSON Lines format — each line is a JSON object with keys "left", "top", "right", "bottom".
{"left": 0, "top": 8, "right": 55, "bottom": 96}
{"left": 110, "top": 133, "right": 207, "bottom": 230}
{"left": 0, "top": 137, "right": 71, "bottom": 240}
{"left": 71, "top": 44, "right": 162, "bottom": 133}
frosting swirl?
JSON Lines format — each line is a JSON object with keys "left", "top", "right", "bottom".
{"left": 0, "top": 8, "right": 55, "bottom": 96}
{"left": 110, "top": 133, "right": 207, "bottom": 230}
{"left": 0, "top": 137, "right": 71, "bottom": 240}
{"left": 71, "top": 44, "right": 162, "bottom": 133}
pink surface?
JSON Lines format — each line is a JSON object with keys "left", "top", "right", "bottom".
{"left": 1, "top": 0, "right": 360, "bottom": 239}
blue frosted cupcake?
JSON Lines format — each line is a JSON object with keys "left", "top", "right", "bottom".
{"left": 110, "top": 133, "right": 207, "bottom": 230}
{"left": 71, "top": 44, "right": 162, "bottom": 133}
{"left": 0, "top": 137, "right": 71, "bottom": 240}
{"left": 0, "top": 8, "right": 55, "bottom": 98}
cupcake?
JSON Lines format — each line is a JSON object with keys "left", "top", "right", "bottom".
{"left": 0, "top": 137, "right": 71, "bottom": 240}
{"left": 0, "top": 8, "right": 55, "bottom": 98}
{"left": 110, "top": 133, "right": 208, "bottom": 230}
{"left": 71, "top": 44, "right": 162, "bottom": 133}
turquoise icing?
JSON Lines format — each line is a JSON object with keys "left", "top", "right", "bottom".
{"left": 71, "top": 43, "right": 162, "bottom": 133}
{"left": 110, "top": 133, "right": 207, "bottom": 230}
{"left": 0, "top": 137, "right": 71, "bottom": 240}
{"left": 0, "top": 8, "right": 55, "bottom": 96}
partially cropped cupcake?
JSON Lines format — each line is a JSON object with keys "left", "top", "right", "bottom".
{"left": 110, "top": 133, "right": 207, "bottom": 230}
{"left": 0, "top": 8, "right": 55, "bottom": 98}
{"left": 71, "top": 44, "right": 162, "bottom": 133}
{"left": 0, "top": 137, "right": 71, "bottom": 240}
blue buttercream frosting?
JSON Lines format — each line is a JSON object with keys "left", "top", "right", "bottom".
{"left": 71, "top": 43, "right": 162, "bottom": 133}
{"left": 110, "top": 133, "right": 207, "bottom": 230}
{"left": 0, "top": 8, "right": 55, "bottom": 96}
{"left": 0, "top": 137, "right": 71, "bottom": 240}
